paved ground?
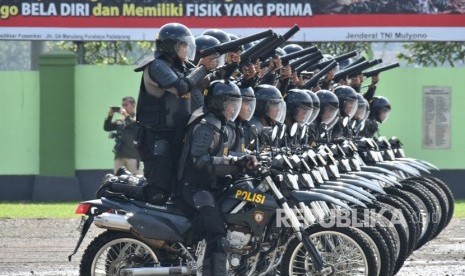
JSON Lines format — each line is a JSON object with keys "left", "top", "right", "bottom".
{"left": 0, "top": 218, "right": 464, "bottom": 276}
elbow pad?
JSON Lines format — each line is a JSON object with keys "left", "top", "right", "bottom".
{"left": 186, "top": 65, "right": 208, "bottom": 90}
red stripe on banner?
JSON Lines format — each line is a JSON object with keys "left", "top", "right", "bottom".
{"left": 2, "top": 14, "right": 465, "bottom": 28}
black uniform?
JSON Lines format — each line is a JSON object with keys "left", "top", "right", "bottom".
{"left": 134, "top": 23, "right": 210, "bottom": 205}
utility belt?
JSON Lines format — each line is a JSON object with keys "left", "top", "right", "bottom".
{"left": 135, "top": 124, "right": 176, "bottom": 160}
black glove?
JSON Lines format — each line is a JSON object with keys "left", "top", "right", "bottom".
{"left": 235, "top": 155, "right": 260, "bottom": 172}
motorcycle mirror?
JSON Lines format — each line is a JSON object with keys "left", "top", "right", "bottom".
{"left": 342, "top": 117, "right": 349, "bottom": 127}
{"left": 279, "top": 124, "right": 287, "bottom": 139}
{"left": 300, "top": 124, "right": 308, "bottom": 140}
{"left": 290, "top": 123, "right": 299, "bottom": 138}
{"left": 271, "top": 125, "right": 279, "bottom": 142}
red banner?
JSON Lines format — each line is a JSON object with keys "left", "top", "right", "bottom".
{"left": 1, "top": 0, "right": 464, "bottom": 41}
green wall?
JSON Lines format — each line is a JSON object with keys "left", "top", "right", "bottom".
{"left": 74, "top": 66, "right": 142, "bottom": 170}
{"left": 0, "top": 72, "right": 40, "bottom": 175}
{"left": 377, "top": 68, "right": 465, "bottom": 169}
{"left": 0, "top": 67, "right": 464, "bottom": 175}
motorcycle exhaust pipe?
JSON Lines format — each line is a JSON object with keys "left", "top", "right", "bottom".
{"left": 120, "top": 266, "right": 190, "bottom": 275}
{"left": 94, "top": 213, "right": 131, "bottom": 231}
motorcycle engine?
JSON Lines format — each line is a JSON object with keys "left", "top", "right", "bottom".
{"left": 227, "top": 229, "right": 252, "bottom": 249}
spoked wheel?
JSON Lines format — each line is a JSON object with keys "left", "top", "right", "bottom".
{"left": 281, "top": 225, "right": 377, "bottom": 276}
{"left": 80, "top": 231, "right": 161, "bottom": 276}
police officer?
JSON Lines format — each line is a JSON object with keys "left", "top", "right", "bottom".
{"left": 361, "top": 96, "right": 391, "bottom": 138}
{"left": 314, "top": 90, "right": 340, "bottom": 141}
{"left": 331, "top": 85, "right": 359, "bottom": 140}
{"left": 176, "top": 80, "right": 256, "bottom": 276}
{"left": 227, "top": 86, "right": 257, "bottom": 155}
{"left": 134, "top": 23, "right": 218, "bottom": 204}
{"left": 248, "top": 84, "right": 286, "bottom": 149}
{"left": 283, "top": 89, "right": 314, "bottom": 146}
{"left": 191, "top": 35, "right": 222, "bottom": 111}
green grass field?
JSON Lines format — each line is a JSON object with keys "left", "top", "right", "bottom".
{"left": 0, "top": 202, "right": 80, "bottom": 218}
{"left": 1, "top": 200, "right": 465, "bottom": 219}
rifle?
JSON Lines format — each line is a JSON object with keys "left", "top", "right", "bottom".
{"left": 262, "top": 46, "right": 318, "bottom": 68}
{"left": 302, "top": 60, "right": 338, "bottom": 89}
{"left": 333, "top": 58, "right": 383, "bottom": 83}
{"left": 343, "top": 56, "right": 366, "bottom": 70}
{"left": 256, "top": 24, "right": 301, "bottom": 62}
{"left": 199, "top": 29, "right": 274, "bottom": 58}
{"left": 363, "top": 62, "right": 400, "bottom": 77}
{"left": 293, "top": 53, "right": 324, "bottom": 74}
{"left": 289, "top": 52, "right": 322, "bottom": 71}
{"left": 305, "top": 50, "right": 357, "bottom": 72}
{"left": 239, "top": 34, "right": 279, "bottom": 67}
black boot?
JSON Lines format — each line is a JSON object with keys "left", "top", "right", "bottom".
{"left": 211, "top": 252, "right": 227, "bottom": 276}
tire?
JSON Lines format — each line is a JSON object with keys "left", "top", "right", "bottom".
{"left": 375, "top": 194, "right": 420, "bottom": 255}
{"left": 412, "top": 175, "right": 455, "bottom": 229}
{"left": 352, "top": 208, "right": 394, "bottom": 276}
{"left": 368, "top": 201, "right": 410, "bottom": 274}
{"left": 406, "top": 177, "right": 449, "bottom": 236}
{"left": 79, "top": 231, "right": 162, "bottom": 276}
{"left": 280, "top": 224, "right": 378, "bottom": 276}
{"left": 400, "top": 181, "right": 440, "bottom": 248}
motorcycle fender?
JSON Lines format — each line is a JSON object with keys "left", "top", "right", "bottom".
{"left": 291, "top": 190, "right": 351, "bottom": 210}
{"left": 360, "top": 165, "right": 399, "bottom": 178}
{"left": 323, "top": 182, "right": 377, "bottom": 201}
{"left": 337, "top": 176, "right": 387, "bottom": 195}
{"left": 311, "top": 188, "right": 367, "bottom": 208}
{"left": 318, "top": 184, "right": 373, "bottom": 204}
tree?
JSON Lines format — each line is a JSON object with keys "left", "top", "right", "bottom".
{"left": 397, "top": 42, "right": 465, "bottom": 67}
{"left": 48, "top": 41, "right": 154, "bottom": 65}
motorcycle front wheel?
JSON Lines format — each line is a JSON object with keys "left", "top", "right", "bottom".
{"left": 80, "top": 231, "right": 161, "bottom": 276}
{"left": 281, "top": 224, "right": 377, "bottom": 276}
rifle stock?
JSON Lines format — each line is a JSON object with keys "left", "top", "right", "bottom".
{"left": 302, "top": 60, "right": 338, "bottom": 89}
{"left": 199, "top": 29, "right": 274, "bottom": 58}
{"left": 333, "top": 58, "right": 382, "bottom": 82}
{"left": 363, "top": 62, "right": 400, "bottom": 77}
{"left": 257, "top": 24, "right": 301, "bottom": 62}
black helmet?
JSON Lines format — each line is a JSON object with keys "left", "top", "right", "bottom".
{"left": 334, "top": 85, "right": 358, "bottom": 118}
{"left": 285, "top": 89, "right": 313, "bottom": 125}
{"left": 369, "top": 96, "right": 391, "bottom": 123}
{"left": 205, "top": 80, "right": 242, "bottom": 122}
{"left": 194, "top": 35, "right": 222, "bottom": 64}
{"left": 338, "top": 57, "right": 352, "bottom": 70}
{"left": 156, "top": 23, "right": 196, "bottom": 61}
{"left": 283, "top": 44, "right": 303, "bottom": 54}
{"left": 243, "top": 41, "right": 255, "bottom": 51}
{"left": 201, "top": 29, "right": 231, "bottom": 44}
{"left": 316, "top": 90, "right": 339, "bottom": 125}
{"left": 238, "top": 87, "right": 256, "bottom": 121}
{"left": 354, "top": 93, "right": 370, "bottom": 121}
{"left": 228, "top": 33, "right": 244, "bottom": 52}
{"left": 254, "top": 84, "right": 286, "bottom": 124}
{"left": 304, "top": 89, "right": 320, "bottom": 124}
{"left": 275, "top": 47, "right": 286, "bottom": 57}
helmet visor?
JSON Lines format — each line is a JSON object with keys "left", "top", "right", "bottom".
{"left": 294, "top": 105, "right": 313, "bottom": 125}
{"left": 378, "top": 109, "right": 391, "bottom": 123}
{"left": 342, "top": 98, "right": 358, "bottom": 118}
{"left": 320, "top": 104, "right": 339, "bottom": 125}
{"left": 307, "top": 106, "right": 319, "bottom": 124}
{"left": 354, "top": 102, "right": 368, "bottom": 120}
{"left": 239, "top": 97, "right": 256, "bottom": 121}
{"left": 176, "top": 35, "right": 196, "bottom": 61}
{"left": 223, "top": 97, "right": 242, "bottom": 122}
{"left": 266, "top": 100, "right": 286, "bottom": 123}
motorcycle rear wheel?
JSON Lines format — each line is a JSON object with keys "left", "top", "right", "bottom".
{"left": 80, "top": 231, "right": 161, "bottom": 276}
